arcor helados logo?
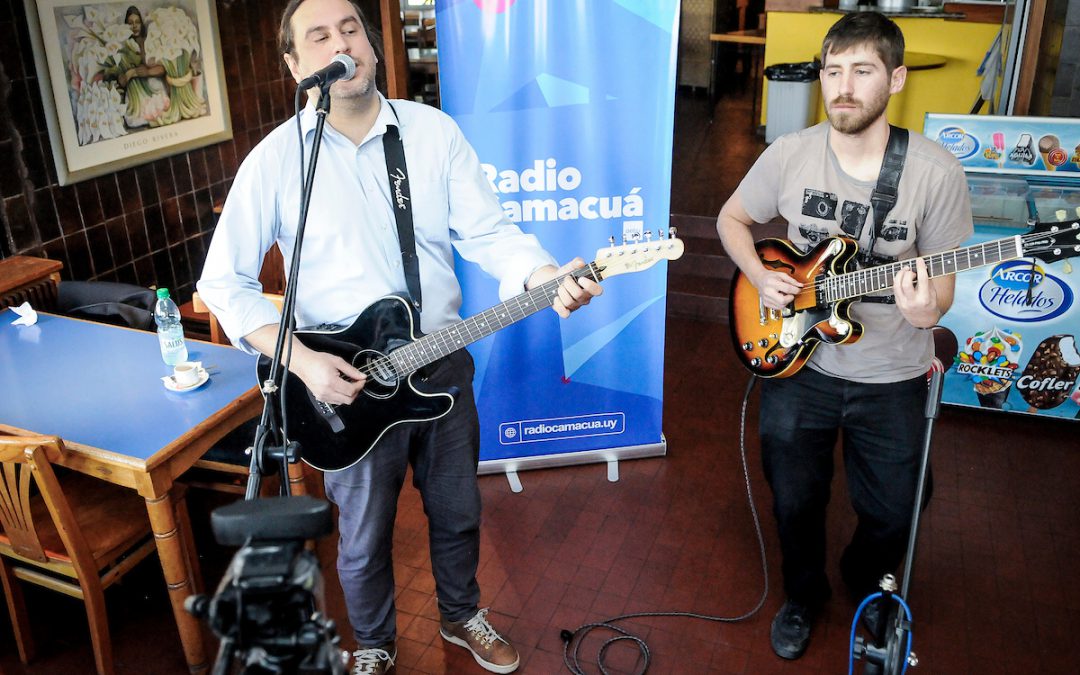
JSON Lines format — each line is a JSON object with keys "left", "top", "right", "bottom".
{"left": 979, "top": 260, "right": 1074, "bottom": 322}
{"left": 935, "top": 126, "right": 980, "bottom": 160}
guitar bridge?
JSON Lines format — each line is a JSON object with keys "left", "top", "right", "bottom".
{"left": 758, "top": 300, "right": 784, "bottom": 324}
{"left": 312, "top": 397, "right": 345, "bottom": 433}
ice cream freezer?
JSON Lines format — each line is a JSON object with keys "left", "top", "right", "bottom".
{"left": 925, "top": 115, "right": 1080, "bottom": 420}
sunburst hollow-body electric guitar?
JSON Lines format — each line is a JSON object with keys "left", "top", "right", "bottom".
{"left": 260, "top": 234, "right": 684, "bottom": 472}
{"left": 729, "top": 220, "right": 1080, "bottom": 378}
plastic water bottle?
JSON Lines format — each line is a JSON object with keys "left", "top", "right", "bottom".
{"left": 154, "top": 287, "right": 188, "bottom": 365}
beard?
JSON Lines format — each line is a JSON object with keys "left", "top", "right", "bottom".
{"left": 331, "top": 63, "right": 376, "bottom": 100}
{"left": 826, "top": 88, "right": 890, "bottom": 135}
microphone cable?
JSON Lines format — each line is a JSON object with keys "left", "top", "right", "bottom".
{"left": 560, "top": 374, "right": 768, "bottom": 674}
{"left": 847, "top": 592, "right": 914, "bottom": 675}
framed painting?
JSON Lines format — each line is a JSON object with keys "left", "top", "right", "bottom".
{"left": 24, "top": 0, "right": 231, "bottom": 185}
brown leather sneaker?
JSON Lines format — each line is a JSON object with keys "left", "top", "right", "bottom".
{"left": 439, "top": 608, "right": 520, "bottom": 673}
{"left": 351, "top": 643, "right": 396, "bottom": 675}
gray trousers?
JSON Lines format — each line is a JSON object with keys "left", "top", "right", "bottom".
{"left": 323, "top": 350, "right": 481, "bottom": 646}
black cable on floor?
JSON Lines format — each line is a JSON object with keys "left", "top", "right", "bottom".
{"left": 560, "top": 375, "right": 767, "bottom": 675}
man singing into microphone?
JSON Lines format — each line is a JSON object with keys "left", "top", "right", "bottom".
{"left": 716, "top": 12, "right": 972, "bottom": 660}
{"left": 198, "top": 1, "right": 601, "bottom": 673}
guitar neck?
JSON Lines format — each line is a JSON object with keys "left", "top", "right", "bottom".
{"left": 387, "top": 263, "right": 605, "bottom": 375}
{"left": 825, "top": 235, "right": 1025, "bottom": 302}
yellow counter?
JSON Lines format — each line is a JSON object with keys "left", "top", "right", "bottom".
{"left": 761, "top": 11, "right": 1001, "bottom": 132}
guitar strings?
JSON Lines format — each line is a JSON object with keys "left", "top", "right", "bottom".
{"left": 345, "top": 263, "right": 605, "bottom": 386}
{"left": 781, "top": 229, "right": 1067, "bottom": 303}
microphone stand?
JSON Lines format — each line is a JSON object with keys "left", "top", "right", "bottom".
{"left": 244, "top": 84, "right": 334, "bottom": 500}
{"left": 854, "top": 360, "right": 943, "bottom": 674}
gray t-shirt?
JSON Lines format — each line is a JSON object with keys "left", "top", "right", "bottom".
{"left": 737, "top": 122, "right": 974, "bottom": 383}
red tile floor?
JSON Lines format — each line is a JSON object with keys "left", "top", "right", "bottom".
{"left": 2, "top": 313, "right": 1077, "bottom": 674}
{"left": 2, "top": 90, "right": 1078, "bottom": 675}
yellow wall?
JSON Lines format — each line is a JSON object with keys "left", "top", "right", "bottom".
{"left": 760, "top": 12, "right": 1001, "bottom": 133}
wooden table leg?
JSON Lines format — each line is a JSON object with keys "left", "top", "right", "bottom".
{"left": 173, "top": 485, "right": 205, "bottom": 595}
{"left": 146, "top": 492, "right": 209, "bottom": 673}
{"left": 287, "top": 461, "right": 309, "bottom": 496}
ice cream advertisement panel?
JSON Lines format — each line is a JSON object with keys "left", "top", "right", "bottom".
{"left": 925, "top": 114, "right": 1080, "bottom": 177}
{"left": 937, "top": 225, "right": 1080, "bottom": 419}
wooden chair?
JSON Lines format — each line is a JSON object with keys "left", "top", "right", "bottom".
{"left": 0, "top": 435, "right": 190, "bottom": 675}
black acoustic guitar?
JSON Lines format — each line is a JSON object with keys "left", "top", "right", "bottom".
{"left": 259, "top": 235, "right": 684, "bottom": 472}
{"left": 729, "top": 220, "right": 1080, "bottom": 378}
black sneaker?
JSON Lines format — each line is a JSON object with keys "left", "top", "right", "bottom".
{"left": 770, "top": 600, "right": 814, "bottom": 660}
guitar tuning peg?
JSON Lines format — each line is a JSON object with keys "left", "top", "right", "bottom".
{"left": 645, "top": 231, "right": 653, "bottom": 241}
{"left": 622, "top": 233, "right": 629, "bottom": 245}
{"left": 609, "top": 235, "right": 615, "bottom": 247}
{"left": 668, "top": 227, "right": 677, "bottom": 239}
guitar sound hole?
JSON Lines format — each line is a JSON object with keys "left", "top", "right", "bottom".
{"left": 353, "top": 349, "right": 398, "bottom": 400}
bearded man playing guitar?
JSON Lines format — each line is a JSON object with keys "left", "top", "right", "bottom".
{"left": 198, "top": 1, "right": 601, "bottom": 673}
{"left": 716, "top": 12, "right": 973, "bottom": 661}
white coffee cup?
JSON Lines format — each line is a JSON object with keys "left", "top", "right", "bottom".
{"left": 172, "top": 361, "right": 201, "bottom": 387}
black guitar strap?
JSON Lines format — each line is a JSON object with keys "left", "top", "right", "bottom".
{"left": 861, "top": 124, "right": 908, "bottom": 303}
{"left": 382, "top": 103, "right": 422, "bottom": 312}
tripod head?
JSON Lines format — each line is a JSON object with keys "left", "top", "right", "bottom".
{"left": 186, "top": 496, "right": 346, "bottom": 675}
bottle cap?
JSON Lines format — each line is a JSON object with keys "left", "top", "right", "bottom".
{"left": 156, "top": 287, "right": 170, "bottom": 299}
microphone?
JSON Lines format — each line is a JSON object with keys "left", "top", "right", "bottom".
{"left": 297, "top": 54, "right": 356, "bottom": 90}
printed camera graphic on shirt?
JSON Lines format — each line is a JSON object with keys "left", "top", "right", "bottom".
{"left": 840, "top": 200, "right": 869, "bottom": 239}
{"left": 801, "top": 189, "right": 838, "bottom": 220}
{"left": 880, "top": 219, "right": 910, "bottom": 243}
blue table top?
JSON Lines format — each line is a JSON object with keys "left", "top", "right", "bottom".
{"left": 0, "top": 309, "right": 259, "bottom": 463}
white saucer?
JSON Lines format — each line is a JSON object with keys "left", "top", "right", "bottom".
{"left": 162, "top": 368, "right": 209, "bottom": 392}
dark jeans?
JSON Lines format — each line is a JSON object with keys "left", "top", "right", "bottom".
{"left": 323, "top": 349, "right": 481, "bottom": 646}
{"left": 759, "top": 367, "right": 930, "bottom": 607}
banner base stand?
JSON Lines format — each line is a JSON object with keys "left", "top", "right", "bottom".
{"left": 479, "top": 435, "right": 667, "bottom": 488}
{"left": 505, "top": 469, "right": 523, "bottom": 494}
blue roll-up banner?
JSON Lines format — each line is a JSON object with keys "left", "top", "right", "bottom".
{"left": 436, "top": 0, "right": 680, "bottom": 471}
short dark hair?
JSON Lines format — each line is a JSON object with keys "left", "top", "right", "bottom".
{"left": 277, "top": 0, "right": 382, "bottom": 61}
{"left": 821, "top": 11, "right": 905, "bottom": 74}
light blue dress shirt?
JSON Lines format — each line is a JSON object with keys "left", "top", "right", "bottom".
{"left": 198, "top": 95, "right": 556, "bottom": 354}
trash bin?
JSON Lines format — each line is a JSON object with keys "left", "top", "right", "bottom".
{"left": 764, "top": 62, "right": 820, "bottom": 144}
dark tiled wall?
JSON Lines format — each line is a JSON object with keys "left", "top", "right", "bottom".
{"left": 0, "top": 0, "right": 294, "bottom": 302}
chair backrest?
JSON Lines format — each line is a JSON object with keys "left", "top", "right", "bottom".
{"left": 0, "top": 436, "right": 96, "bottom": 578}
{"left": 191, "top": 292, "right": 285, "bottom": 346}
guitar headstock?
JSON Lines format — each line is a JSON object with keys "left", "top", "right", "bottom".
{"left": 594, "top": 229, "right": 684, "bottom": 279}
{"left": 1023, "top": 220, "right": 1080, "bottom": 263}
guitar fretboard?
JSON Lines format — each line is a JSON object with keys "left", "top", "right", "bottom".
{"left": 382, "top": 263, "right": 605, "bottom": 377}
{"left": 820, "top": 235, "right": 1024, "bottom": 302}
